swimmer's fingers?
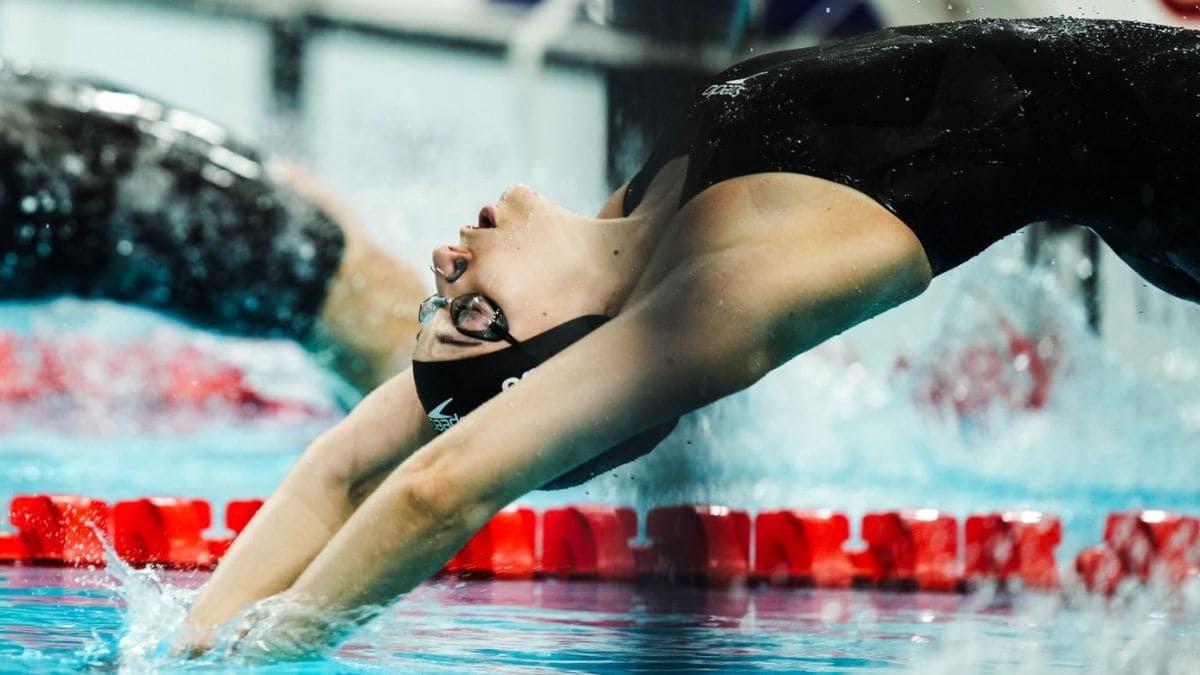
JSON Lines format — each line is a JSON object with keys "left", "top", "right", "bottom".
{"left": 225, "top": 593, "right": 356, "bottom": 663}
{"left": 174, "top": 604, "right": 261, "bottom": 661}
{"left": 171, "top": 626, "right": 222, "bottom": 660}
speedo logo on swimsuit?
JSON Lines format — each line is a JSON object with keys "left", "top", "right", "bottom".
{"left": 427, "top": 398, "right": 460, "bottom": 432}
{"left": 702, "top": 77, "right": 749, "bottom": 98}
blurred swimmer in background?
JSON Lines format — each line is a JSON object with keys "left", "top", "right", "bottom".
{"left": 0, "top": 64, "right": 426, "bottom": 392}
{"left": 2, "top": 18, "right": 1199, "bottom": 660}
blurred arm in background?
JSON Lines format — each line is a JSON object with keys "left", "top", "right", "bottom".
{"left": 0, "top": 65, "right": 426, "bottom": 390}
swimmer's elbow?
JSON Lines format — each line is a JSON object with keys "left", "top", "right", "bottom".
{"left": 392, "top": 474, "right": 494, "bottom": 549}
{"left": 394, "top": 450, "right": 497, "bottom": 536}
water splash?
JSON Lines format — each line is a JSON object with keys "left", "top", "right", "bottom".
{"left": 75, "top": 533, "right": 377, "bottom": 670}
{"left": 911, "top": 577, "right": 1200, "bottom": 674}
{"left": 73, "top": 533, "right": 196, "bottom": 671}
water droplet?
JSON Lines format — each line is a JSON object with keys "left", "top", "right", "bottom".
{"left": 117, "top": 240, "right": 134, "bottom": 256}
{"left": 20, "top": 196, "right": 37, "bottom": 213}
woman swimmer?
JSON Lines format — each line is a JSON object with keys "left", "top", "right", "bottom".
{"left": 174, "top": 17, "right": 1200, "bottom": 656}
{"left": 6, "top": 19, "right": 1197, "bottom": 657}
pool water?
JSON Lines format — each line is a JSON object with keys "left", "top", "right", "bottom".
{"left": 2, "top": 257, "right": 1199, "bottom": 672}
{"left": 2, "top": 566, "right": 1197, "bottom": 673}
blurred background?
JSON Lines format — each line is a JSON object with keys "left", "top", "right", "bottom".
{"left": 1, "top": 0, "right": 1199, "bottom": 558}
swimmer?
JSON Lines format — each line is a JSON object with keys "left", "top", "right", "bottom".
{"left": 0, "top": 65, "right": 426, "bottom": 391}
{"left": 13, "top": 18, "right": 1197, "bottom": 657}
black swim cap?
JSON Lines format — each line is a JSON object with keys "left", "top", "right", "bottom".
{"left": 412, "top": 315, "right": 678, "bottom": 490}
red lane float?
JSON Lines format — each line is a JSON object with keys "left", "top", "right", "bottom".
{"left": 1076, "top": 510, "right": 1200, "bottom": 594}
{"left": 207, "top": 499, "right": 265, "bottom": 559}
{"left": 541, "top": 505, "right": 638, "bottom": 580}
{"left": 0, "top": 531, "right": 25, "bottom": 562}
{"left": 1108, "top": 510, "right": 1199, "bottom": 584}
{"left": 644, "top": 505, "right": 751, "bottom": 584}
{"left": 965, "top": 511, "right": 1061, "bottom": 590}
{"left": 1076, "top": 545, "right": 1124, "bottom": 594}
{"left": 112, "top": 498, "right": 215, "bottom": 568}
{"left": 0, "top": 332, "right": 328, "bottom": 424}
{"left": 9, "top": 495, "right": 110, "bottom": 565}
{"left": 224, "top": 499, "right": 264, "bottom": 535}
{"left": 860, "top": 510, "right": 961, "bottom": 592}
{"left": 754, "top": 510, "right": 857, "bottom": 587}
{"left": 443, "top": 506, "right": 537, "bottom": 579}
{"left": 3, "top": 494, "right": 1196, "bottom": 597}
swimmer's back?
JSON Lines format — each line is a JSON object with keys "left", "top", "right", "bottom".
{"left": 624, "top": 18, "right": 1200, "bottom": 275}
{"left": 0, "top": 66, "right": 345, "bottom": 338}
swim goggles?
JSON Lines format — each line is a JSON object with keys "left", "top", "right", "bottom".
{"left": 418, "top": 293, "right": 520, "bottom": 346}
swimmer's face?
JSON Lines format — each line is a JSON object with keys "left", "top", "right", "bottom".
{"left": 415, "top": 184, "right": 609, "bottom": 361}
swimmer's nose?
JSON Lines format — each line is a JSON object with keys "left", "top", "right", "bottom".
{"left": 431, "top": 245, "right": 470, "bottom": 290}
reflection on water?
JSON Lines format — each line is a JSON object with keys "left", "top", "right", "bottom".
{"left": 0, "top": 568, "right": 1197, "bottom": 673}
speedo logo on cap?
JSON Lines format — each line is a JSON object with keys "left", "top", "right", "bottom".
{"left": 426, "top": 370, "right": 536, "bottom": 433}
{"left": 502, "top": 368, "right": 536, "bottom": 391}
{"left": 427, "top": 398, "right": 460, "bottom": 432}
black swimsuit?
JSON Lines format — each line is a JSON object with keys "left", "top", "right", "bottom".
{"left": 623, "top": 18, "right": 1200, "bottom": 298}
{"left": 0, "top": 66, "right": 344, "bottom": 338}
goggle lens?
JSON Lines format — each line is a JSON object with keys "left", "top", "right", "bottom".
{"left": 418, "top": 293, "right": 517, "bottom": 346}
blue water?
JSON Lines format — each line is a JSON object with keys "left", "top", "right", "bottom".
{"left": 1, "top": 257, "right": 1199, "bottom": 672}
{"left": 3, "top": 567, "right": 1197, "bottom": 673}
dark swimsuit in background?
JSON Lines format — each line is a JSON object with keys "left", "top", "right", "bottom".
{"left": 0, "top": 66, "right": 344, "bottom": 338}
{"left": 624, "top": 18, "right": 1200, "bottom": 300}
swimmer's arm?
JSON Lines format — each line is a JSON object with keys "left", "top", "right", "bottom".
{"left": 255, "top": 174, "right": 932, "bottom": 647}
{"left": 265, "top": 302, "right": 749, "bottom": 635}
{"left": 649, "top": 173, "right": 933, "bottom": 368}
{"left": 184, "top": 369, "right": 433, "bottom": 638}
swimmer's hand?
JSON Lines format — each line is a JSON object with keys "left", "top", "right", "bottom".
{"left": 181, "top": 592, "right": 370, "bottom": 664}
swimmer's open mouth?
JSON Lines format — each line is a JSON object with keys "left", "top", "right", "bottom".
{"left": 467, "top": 206, "right": 497, "bottom": 230}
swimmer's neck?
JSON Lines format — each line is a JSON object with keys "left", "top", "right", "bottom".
{"left": 586, "top": 210, "right": 663, "bottom": 316}
{"left": 591, "top": 156, "right": 689, "bottom": 314}
{"left": 580, "top": 154, "right": 686, "bottom": 312}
